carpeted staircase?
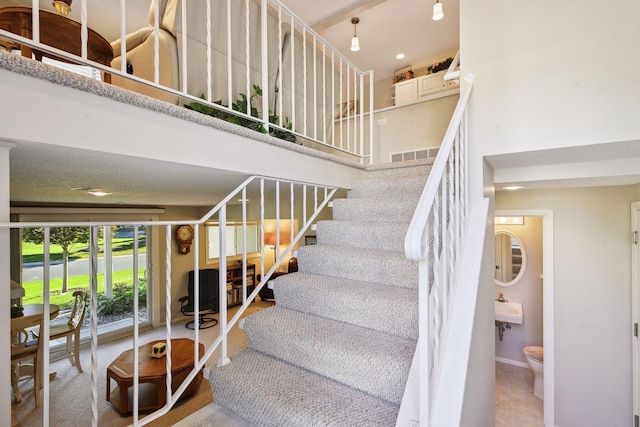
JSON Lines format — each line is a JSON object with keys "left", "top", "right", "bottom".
{"left": 209, "top": 160, "right": 432, "bottom": 426}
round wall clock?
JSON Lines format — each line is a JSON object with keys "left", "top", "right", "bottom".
{"left": 175, "top": 225, "right": 194, "bottom": 255}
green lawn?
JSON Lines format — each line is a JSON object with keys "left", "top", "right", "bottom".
{"left": 21, "top": 237, "right": 147, "bottom": 264}
{"left": 22, "top": 269, "right": 146, "bottom": 309}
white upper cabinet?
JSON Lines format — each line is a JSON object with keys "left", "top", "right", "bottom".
{"left": 392, "top": 70, "right": 455, "bottom": 107}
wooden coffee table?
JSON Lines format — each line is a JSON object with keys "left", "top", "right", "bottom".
{"left": 0, "top": 6, "right": 113, "bottom": 82}
{"left": 106, "top": 338, "right": 204, "bottom": 415}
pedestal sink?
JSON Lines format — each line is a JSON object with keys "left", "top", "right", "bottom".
{"left": 494, "top": 301, "right": 523, "bottom": 324}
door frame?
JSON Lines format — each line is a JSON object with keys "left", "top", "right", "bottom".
{"left": 495, "top": 209, "right": 554, "bottom": 427}
{"left": 631, "top": 202, "right": 640, "bottom": 422}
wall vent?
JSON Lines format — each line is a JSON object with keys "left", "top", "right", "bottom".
{"left": 390, "top": 147, "right": 439, "bottom": 162}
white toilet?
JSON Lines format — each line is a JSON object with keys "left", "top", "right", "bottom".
{"left": 523, "top": 346, "right": 544, "bottom": 400}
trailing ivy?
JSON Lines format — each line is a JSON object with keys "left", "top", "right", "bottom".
{"left": 426, "top": 57, "right": 454, "bottom": 74}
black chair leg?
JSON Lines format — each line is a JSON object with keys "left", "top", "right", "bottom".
{"left": 185, "top": 315, "right": 218, "bottom": 330}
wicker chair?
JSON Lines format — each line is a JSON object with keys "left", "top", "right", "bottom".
{"left": 49, "top": 290, "right": 89, "bottom": 373}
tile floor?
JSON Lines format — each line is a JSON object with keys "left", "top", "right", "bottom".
{"left": 495, "top": 362, "right": 544, "bottom": 427}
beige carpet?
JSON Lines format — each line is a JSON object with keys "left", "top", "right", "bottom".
{"left": 12, "top": 301, "right": 271, "bottom": 427}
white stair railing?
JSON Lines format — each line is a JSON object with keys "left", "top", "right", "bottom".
{"left": 399, "top": 73, "right": 475, "bottom": 426}
{"left": 0, "top": 0, "right": 374, "bottom": 163}
{"left": 1, "top": 175, "right": 337, "bottom": 427}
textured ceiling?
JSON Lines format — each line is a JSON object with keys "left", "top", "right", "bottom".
{"left": 10, "top": 142, "right": 249, "bottom": 206}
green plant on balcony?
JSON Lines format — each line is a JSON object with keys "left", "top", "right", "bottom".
{"left": 426, "top": 57, "right": 454, "bottom": 74}
{"left": 186, "top": 84, "right": 296, "bottom": 143}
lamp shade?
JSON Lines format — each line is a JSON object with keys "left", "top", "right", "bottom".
{"left": 265, "top": 233, "right": 291, "bottom": 245}
{"left": 265, "top": 233, "right": 277, "bottom": 245}
{"left": 432, "top": 2, "right": 444, "bottom": 21}
{"left": 351, "top": 36, "right": 360, "bottom": 52}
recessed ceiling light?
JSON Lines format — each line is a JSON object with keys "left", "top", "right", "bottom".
{"left": 88, "top": 189, "right": 112, "bottom": 197}
{"left": 396, "top": 53, "right": 405, "bottom": 60}
{"left": 502, "top": 185, "right": 524, "bottom": 191}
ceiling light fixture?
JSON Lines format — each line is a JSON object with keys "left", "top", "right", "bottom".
{"left": 88, "top": 189, "right": 112, "bottom": 197}
{"left": 396, "top": 53, "right": 405, "bottom": 60}
{"left": 432, "top": 0, "right": 444, "bottom": 21}
{"left": 502, "top": 185, "right": 525, "bottom": 191}
{"left": 350, "top": 17, "right": 360, "bottom": 52}
{"left": 71, "top": 186, "right": 112, "bottom": 197}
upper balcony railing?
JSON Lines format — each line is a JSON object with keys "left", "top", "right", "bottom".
{"left": 0, "top": 0, "right": 374, "bottom": 163}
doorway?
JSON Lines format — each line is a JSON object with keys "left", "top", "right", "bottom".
{"left": 495, "top": 209, "right": 554, "bottom": 427}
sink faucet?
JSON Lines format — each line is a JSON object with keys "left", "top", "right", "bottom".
{"left": 497, "top": 293, "right": 507, "bottom": 303}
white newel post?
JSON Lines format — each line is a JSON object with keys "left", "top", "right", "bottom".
{"left": 0, "top": 141, "right": 15, "bottom": 420}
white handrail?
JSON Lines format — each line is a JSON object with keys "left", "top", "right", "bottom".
{"left": 430, "top": 198, "right": 489, "bottom": 426}
{"left": 405, "top": 74, "right": 475, "bottom": 260}
{"left": 444, "top": 50, "right": 461, "bottom": 82}
{"left": 400, "top": 72, "right": 475, "bottom": 426}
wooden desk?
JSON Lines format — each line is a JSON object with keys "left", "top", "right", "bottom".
{"left": 106, "top": 338, "right": 204, "bottom": 415}
{"left": 0, "top": 6, "right": 113, "bottom": 82}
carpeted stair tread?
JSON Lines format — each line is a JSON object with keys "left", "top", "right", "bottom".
{"left": 273, "top": 272, "right": 418, "bottom": 340}
{"left": 243, "top": 306, "right": 415, "bottom": 404}
{"left": 332, "top": 197, "right": 419, "bottom": 222}
{"left": 296, "top": 244, "right": 418, "bottom": 288}
{"left": 210, "top": 349, "right": 399, "bottom": 427}
{"left": 348, "top": 174, "right": 428, "bottom": 199}
{"left": 364, "top": 159, "right": 434, "bottom": 178}
{"left": 315, "top": 220, "right": 408, "bottom": 252}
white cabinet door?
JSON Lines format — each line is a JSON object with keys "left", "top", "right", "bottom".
{"left": 418, "top": 72, "right": 447, "bottom": 97}
{"left": 394, "top": 79, "right": 417, "bottom": 106}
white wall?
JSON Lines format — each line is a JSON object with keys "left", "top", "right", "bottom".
{"left": 460, "top": 160, "right": 495, "bottom": 427}
{"left": 461, "top": 0, "right": 640, "bottom": 162}
{"left": 496, "top": 186, "right": 634, "bottom": 427}
{"left": 332, "top": 95, "right": 458, "bottom": 164}
{"left": 494, "top": 216, "right": 543, "bottom": 364}
{"left": 373, "top": 95, "right": 458, "bottom": 163}
{"left": 461, "top": 2, "right": 640, "bottom": 424}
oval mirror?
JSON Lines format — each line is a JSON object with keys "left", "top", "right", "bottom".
{"left": 494, "top": 231, "right": 527, "bottom": 287}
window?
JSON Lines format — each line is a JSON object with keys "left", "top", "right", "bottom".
{"left": 13, "top": 209, "right": 159, "bottom": 340}
{"left": 207, "top": 221, "right": 260, "bottom": 260}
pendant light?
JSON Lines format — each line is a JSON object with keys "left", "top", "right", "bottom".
{"left": 350, "top": 17, "right": 360, "bottom": 52}
{"left": 432, "top": 0, "right": 444, "bottom": 21}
